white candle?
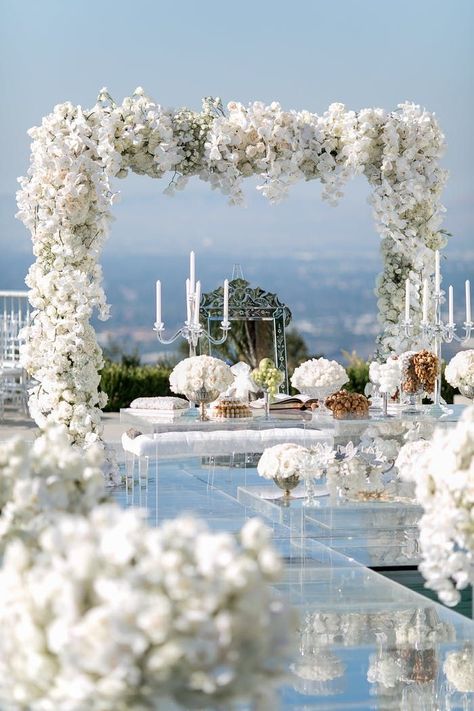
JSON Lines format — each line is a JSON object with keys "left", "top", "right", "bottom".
{"left": 155, "top": 280, "right": 162, "bottom": 326}
{"left": 189, "top": 251, "right": 195, "bottom": 295}
{"left": 422, "top": 279, "right": 429, "bottom": 322}
{"left": 185, "top": 279, "right": 191, "bottom": 323}
{"left": 223, "top": 279, "right": 229, "bottom": 324}
{"left": 435, "top": 250, "right": 441, "bottom": 293}
{"left": 193, "top": 280, "right": 201, "bottom": 326}
{"left": 448, "top": 285, "right": 454, "bottom": 325}
{"left": 405, "top": 279, "right": 410, "bottom": 321}
{"left": 466, "top": 279, "right": 471, "bottom": 322}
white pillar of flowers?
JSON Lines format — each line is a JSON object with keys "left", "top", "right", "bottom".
{"left": 16, "top": 89, "right": 448, "bottom": 447}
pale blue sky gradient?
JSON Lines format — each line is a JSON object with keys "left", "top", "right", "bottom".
{"left": 1, "top": 0, "right": 473, "bottom": 260}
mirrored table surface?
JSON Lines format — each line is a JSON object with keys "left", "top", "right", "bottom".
{"left": 111, "top": 452, "right": 474, "bottom": 710}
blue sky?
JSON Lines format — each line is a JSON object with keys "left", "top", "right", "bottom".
{"left": 0, "top": 0, "right": 473, "bottom": 260}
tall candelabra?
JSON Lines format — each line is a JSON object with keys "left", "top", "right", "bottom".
{"left": 154, "top": 251, "right": 231, "bottom": 357}
{"left": 403, "top": 251, "right": 472, "bottom": 417}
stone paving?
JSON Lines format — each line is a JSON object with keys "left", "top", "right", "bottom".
{"left": 0, "top": 408, "right": 124, "bottom": 444}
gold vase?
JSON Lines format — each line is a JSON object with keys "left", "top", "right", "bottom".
{"left": 272, "top": 473, "right": 300, "bottom": 499}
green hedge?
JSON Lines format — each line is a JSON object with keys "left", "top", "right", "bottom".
{"left": 100, "top": 362, "right": 173, "bottom": 411}
{"left": 100, "top": 357, "right": 460, "bottom": 411}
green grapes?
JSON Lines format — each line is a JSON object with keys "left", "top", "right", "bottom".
{"left": 252, "top": 358, "right": 284, "bottom": 396}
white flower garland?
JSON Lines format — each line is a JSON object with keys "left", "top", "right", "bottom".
{"left": 17, "top": 89, "right": 448, "bottom": 445}
{"left": 0, "top": 508, "right": 295, "bottom": 710}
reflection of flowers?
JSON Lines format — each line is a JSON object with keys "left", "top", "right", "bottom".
{"left": 367, "top": 608, "right": 455, "bottom": 701}
{"left": 291, "top": 611, "right": 345, "bottom": 696}
{"left": 444, "top": 644, "right": 474, "bottom": 693}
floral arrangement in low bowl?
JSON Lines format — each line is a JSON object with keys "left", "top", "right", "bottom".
{"left": 445, "top": 349, "right": 474, "bottom": 397}
{"left": 395, "top": 405, "right": 474, "bottom": 606}
{"left": 0, "top": 424, "right": 106, "bottom": 553}
{"left": 169, "top": 354, "right": 233, "bottom": 397}
{"left": 257, "top": 442, "right": 313, "bottom": 498}
{"left": 169, "top": 354, "right": 234, "bottom": 419}
{"left": 291, "top": 358, "right": 348, "bottom": 402}
{"left": 0, "top": 507, "right": 296, "bottom": 710}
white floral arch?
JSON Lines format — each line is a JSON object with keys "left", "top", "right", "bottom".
{"left": 17, "top": 88, "right": 448, "bottom": 446}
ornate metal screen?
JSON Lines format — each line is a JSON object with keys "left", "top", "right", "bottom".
{"left": 200, "top": 278, "right": 292, "bottom": 392}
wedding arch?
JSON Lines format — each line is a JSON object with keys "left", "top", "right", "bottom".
{"left": 16, "top": 88, "right": 448, "bottom": 446}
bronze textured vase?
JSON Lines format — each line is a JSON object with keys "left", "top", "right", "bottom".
{"left": 272, "top": 473, "right": 300, "bottom": 499}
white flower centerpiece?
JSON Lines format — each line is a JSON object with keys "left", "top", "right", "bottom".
{"left": 0, "top": 507, "right": 296, "bottom": 710}
{"left": 169, "top": 354, "right": 233, "bottom": 420}
{"left": 291, "top": 358, "right": 349, "bottom": 408}
{"left": 0, "top": 425, "right": 106, "bottom": 553}
{"left": 257, "top": 443, "right": 313, "bottom": 499}
{"left": 445, "top": 349, "right": 474, "bottom": 398}
{"left": 395, "top": 406, "right": 474, "bottom": 606}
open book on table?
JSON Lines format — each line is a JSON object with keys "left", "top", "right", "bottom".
{"left": 269, "top": 395, "right": 318, "bottom": 411}
{"left": 250, "top": 394, "right": 318, "bottom": 411}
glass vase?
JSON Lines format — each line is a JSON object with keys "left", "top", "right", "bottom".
{"left": 184, "top": 387, "right": 220, "bottom": 421}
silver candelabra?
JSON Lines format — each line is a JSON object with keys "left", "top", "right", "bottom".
{"left": 403, "top": 286, "right": 472, "bottom": 417}
{"left": 154, "top": 251, "right": 230, "bottom": 357}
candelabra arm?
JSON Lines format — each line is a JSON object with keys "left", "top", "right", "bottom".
{"left": 154, "top": 325, "right": 185, "bottom": 346}
{"left": 205, "top": 322, "right": 231, "bottom": 346}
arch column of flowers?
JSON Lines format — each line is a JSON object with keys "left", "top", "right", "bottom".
{"left": 16, "top": 89, "right": 448, "bottom": 447}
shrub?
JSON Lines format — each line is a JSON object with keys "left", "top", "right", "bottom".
{"left": 100, "top": 362, "right": 173, "bottom": 411}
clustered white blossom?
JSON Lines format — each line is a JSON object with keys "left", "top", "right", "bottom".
{"left": 257, "top": 442, "right": 312, "bottom": 481}
{"left": 169, "top": 355, "right": 234, "bottom": 397}
{"left": 395, "top": 406, "right": 474, "bottom": 606}
{"left": 369, "top": 356, "right": 401, "bottom": 396}
{"left": 0, "top": 507, "right": 295, "bottom": 710}
{"left": 291, "top": 357, "right": 348, "bottom": 396}
{"left": 17, "top": 89, "right": 447, "bottom": 445}
{"left": 0, "top": 424, "right": 105, "bottom": 553}
{"left": 445, "top": 349, "right": 474, "bottom": 390}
